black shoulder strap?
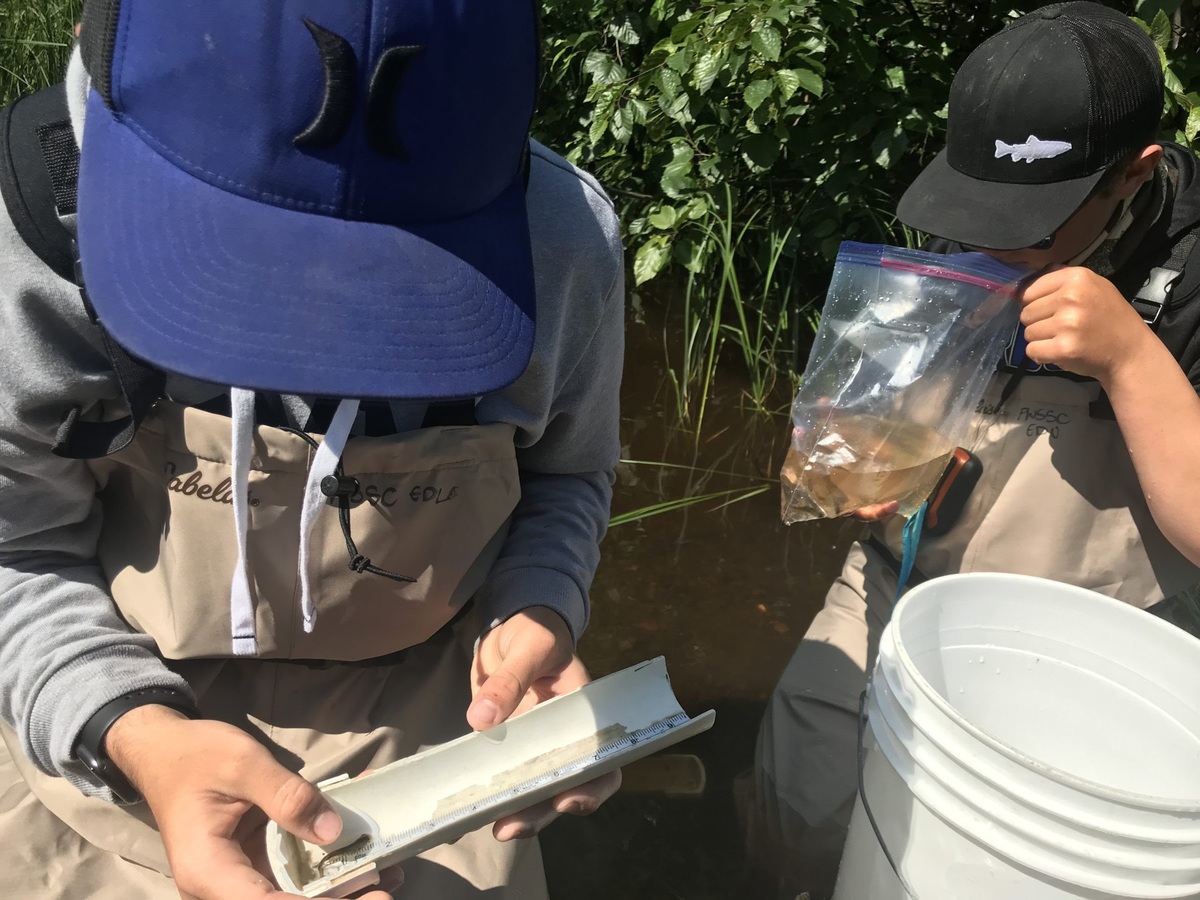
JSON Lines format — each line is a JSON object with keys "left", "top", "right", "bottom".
{"left": 54, "top": 280, "right": 166, "bottom": 459}
{"left": 1130, "top": 226, "right": 1200, "bottom": 329}
{"left": 0, "top": 84, "right": 78, "bottom": 280}
{"left": 0, "top": 83, "right": 165, "bottom": 459}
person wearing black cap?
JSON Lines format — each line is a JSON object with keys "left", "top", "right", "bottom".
{"left": 0, "top": 2, "right": 624, "bottom": 899}
{"left": 746, "top": 3, "right": 1200, "bottom": 896}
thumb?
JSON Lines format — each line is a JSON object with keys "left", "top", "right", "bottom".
{"left": 468, "top": 644, "right": 544, "bottom": 731}
{"left": 244, "top": 754, "right": 342, "bottom": 847}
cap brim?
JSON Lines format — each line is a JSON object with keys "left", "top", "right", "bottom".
{"left": 896, "top": 149, "right": 1106, "bottom": 250}
{"left": 77, "top": 95, "right": 535, "bottom": 400}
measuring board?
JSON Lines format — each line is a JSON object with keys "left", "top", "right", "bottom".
{"left": 267, "top": 656, "right": 716, "bottom": 897}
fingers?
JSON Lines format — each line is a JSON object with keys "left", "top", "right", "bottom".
{"left": 468, "top": 657, "right": 537, "bottom": 730}
{"left": 345, "top": 866, "right": 404, "bottom": 898}
{"left": 849, "top": 500, "right": 899, "bottom": 522}
{"left": 173, "top": 817, "right": 307, "bottom": 900}
{"left": 231, "top": 745, "right": 341, "bottom": 848}
{"left": 198, "top": 734, "right": 340, "bottom": 849}
{"left": 493, "top": 768, "right": 622, "bottom": 842}
{"left": 468, "top": 610, "right": 573, "bottom": 730}
{"left": 553, "top": 768, "right": 622, "bottom": 814}
{"left": 374, "top": 866, "right": 406, "bottom": 895}
{"left": 1018, "top": 265, "right": 1069, "bottom": 304}
{"left": 493, "top": 797, "right": 559, "bottom": 841}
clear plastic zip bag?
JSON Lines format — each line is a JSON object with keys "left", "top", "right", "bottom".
{"left": 782, "top": 242, "right": 1028, "bottom": 524}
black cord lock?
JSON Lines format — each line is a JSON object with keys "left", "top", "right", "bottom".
{"left": 320, "top": 474, "right": 359, "bottom": 501}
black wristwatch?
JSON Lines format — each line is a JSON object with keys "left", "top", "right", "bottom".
{"left": 73, "top": 687, "right": 200, "bottom": 804}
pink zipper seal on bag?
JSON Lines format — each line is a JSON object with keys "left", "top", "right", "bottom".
{"left": 879, "top": 257, "right": 1020, "bottom": 295}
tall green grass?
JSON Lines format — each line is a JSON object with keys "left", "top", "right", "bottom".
{"left": 662, "top": 185, "right": 826, "bottom": 436}
{"left": 0, "top": 1, "right": 81, "bottom": 105}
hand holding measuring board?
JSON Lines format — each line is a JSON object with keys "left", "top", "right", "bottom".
{"left": 266, "top": 657, "right": 715, "bottom": 897}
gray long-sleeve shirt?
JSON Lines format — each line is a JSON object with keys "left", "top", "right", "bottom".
{"left": 0, "top": 133, "right": 625, "bottom": 796}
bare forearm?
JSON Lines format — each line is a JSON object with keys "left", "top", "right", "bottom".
{"left": 1104, "top": 335, "right": 1200, "bottom": 566}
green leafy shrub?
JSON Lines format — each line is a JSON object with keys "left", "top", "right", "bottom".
{"left": 536, "top": 0, "right": 1199, "bottom": 418}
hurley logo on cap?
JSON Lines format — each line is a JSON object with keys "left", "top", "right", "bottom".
{"left": 994, "top": 136, "right": 1073, "bottom": 163}
{"left": 294, "top": 18, "right": 423, "bottom": 160}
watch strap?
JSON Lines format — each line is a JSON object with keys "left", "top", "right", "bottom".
{"left": 74, "top": 687, "right": 200, "bottom": 804}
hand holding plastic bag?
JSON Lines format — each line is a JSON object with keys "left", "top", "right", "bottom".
{"left": 781, "top": 242, "right": 1027, "bottom": 524}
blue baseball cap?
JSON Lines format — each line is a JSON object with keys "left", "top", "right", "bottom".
{"left": 76, "top": 0, "right": 538, "bottom": 399}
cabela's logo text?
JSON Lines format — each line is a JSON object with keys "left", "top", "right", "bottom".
{"left": 163, "top": 462, "right": 242, "bottom": 504}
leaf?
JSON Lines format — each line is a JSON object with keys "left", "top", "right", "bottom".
{"left": 811, "top": 219, "right": 837, "bottom": 239}
{"left": 775, "top": 69, "right": 802, "bottom": 102}
{"left": 587, "top": 87, "right": 617, "bottom": 145}
{"left": 606, "top": 18, "right": 641, "bottom": 47}
{"left": 1165, "top": 66, "right": 1185, "bottom": 95}
{"left": 648, "top": 205, "right": 680, "bottom": 230}
{"left": 751, "top": 25, "right": 782, "bottom": 62}
{"left": 1187, "top": 106, "right": 1200, "bottom": 143}
{"left": 742, "top": 133, "right": 781, "bottom": 171}
{"left": 1149, "top": 9, "right": 1173, "bottom": 50}
{"left": 744, "top": 79, "right": 775, "bottom": 111}
{"left": 794, "top": 67, "right": 824, "bottom": 98}
{"left": 885, "top": 66, "right": 905, "bottom": 91}
{"left": 672, "top": 232, "right": 707, "bottom": 274}
{"left": 633, "top": 236, "right": 672, "bottom": 286}
{"left": 670, "top": 15, "right": 704, "bottom": 43}
{"left": 846, "top": 114, "right": 878, "bottom": 140}
{"left": 699, "top": 153, "right": 723, "bottom": 181}
{"left": 692, "top": 47, "right": 722, "bottom": 94}
{"left": 611, "top": 104, "right": 635, "bottom": 142}
{"left": 587, "top": 110, "right": 612, "bottom": 147}
{"left": 660, "top": 143, "right": 696, "bottom": 199}
{"left": 657, "top": 66, "right": 682, "bottom": 100}
{"left": 660, "top": 91, "right": 693, "bottom": 126}
{"left": 766, "top": 2, "right": 791, "bottom": 25}
{"left": 666, "top": 45, "right": 693, "bottom": 74}
{"left": 1135, "top": 0, "right": 1182, "bottom": 20}
{"left": 871, "top": 127, "right": 909, "bottom": 169}
{"left": 582, "top": 50, "right": 626, "bottom": 86}
{"left": 682, "top": 195, "right": 712, "bottom": 220}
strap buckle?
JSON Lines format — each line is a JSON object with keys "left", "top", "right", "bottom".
{"left": 1131, "top": 266, "right": 1182, "bottom": 328}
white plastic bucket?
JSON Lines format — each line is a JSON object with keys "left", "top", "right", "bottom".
{"left": 832, "top": 572, "right": 1200, "bottom": 900}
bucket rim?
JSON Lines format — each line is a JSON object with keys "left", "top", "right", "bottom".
{"left": 890, "top": 572, "right": 1200, "bottom": 813}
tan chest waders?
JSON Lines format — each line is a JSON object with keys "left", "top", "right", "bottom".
{"left": 878, "top": 372, "right": 1200, "bottom": 605}
{"left": 0, "top": 401, "right": 548, "bottom": 900}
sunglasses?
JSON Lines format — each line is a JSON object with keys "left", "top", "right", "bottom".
{"left": 964, "top": 230, "right": 1056, "bottom": 254}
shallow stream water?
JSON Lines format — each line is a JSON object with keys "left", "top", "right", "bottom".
{"left": 540, "top": 308, "right": 863, "bottom": 899}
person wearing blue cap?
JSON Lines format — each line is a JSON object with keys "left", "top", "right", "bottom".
{"left": 746, "top": 3, "right": 1200, "bottom": 897}
{"left": 0, "top": 2, "right": 624, "bottom": 898}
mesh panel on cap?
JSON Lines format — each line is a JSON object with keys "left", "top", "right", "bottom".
{"left": 79, "top": 0, "right": 121, "bottom": 108}
{"left": 1067, "top": 11, "right": 1163, "bottom": 166}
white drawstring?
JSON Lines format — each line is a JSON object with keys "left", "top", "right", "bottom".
{"left": 298, "top": 398, "right": 359, "bottom": 633}
{"left": 229, "top": 388, "right": 258, "bottom": 656}
{"left": 228, "top": 391, "right": 360, "bottom": 653}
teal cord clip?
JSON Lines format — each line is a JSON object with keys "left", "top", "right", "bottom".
{"left": 894, "top": 501, "right": 928, "bottom": 604}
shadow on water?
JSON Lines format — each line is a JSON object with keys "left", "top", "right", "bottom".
{"left": 541, "top": 305, "right": 863, "bottom": 899}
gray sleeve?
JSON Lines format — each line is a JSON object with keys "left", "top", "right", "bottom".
{"left": 0, "top": 211, "right": 191, "bottom": 793}
{"left": 472, "top": 144, "right": 624, "bottom": 642}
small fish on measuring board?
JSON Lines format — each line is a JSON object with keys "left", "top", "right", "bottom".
{"left": 266, "top": 657, "right": 716, "bottom": 898}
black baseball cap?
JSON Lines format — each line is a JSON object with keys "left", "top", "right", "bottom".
{"left": 897, "top": 2, "right": 1164, "bottom": 251}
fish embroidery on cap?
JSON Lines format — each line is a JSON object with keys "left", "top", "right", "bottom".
{"left": 994, "top": 135, "right": 1073, "bottom": 163}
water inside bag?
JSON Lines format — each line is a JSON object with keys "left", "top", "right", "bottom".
{"left": 781, "top": 412, "right": 954, "bottom": 521}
